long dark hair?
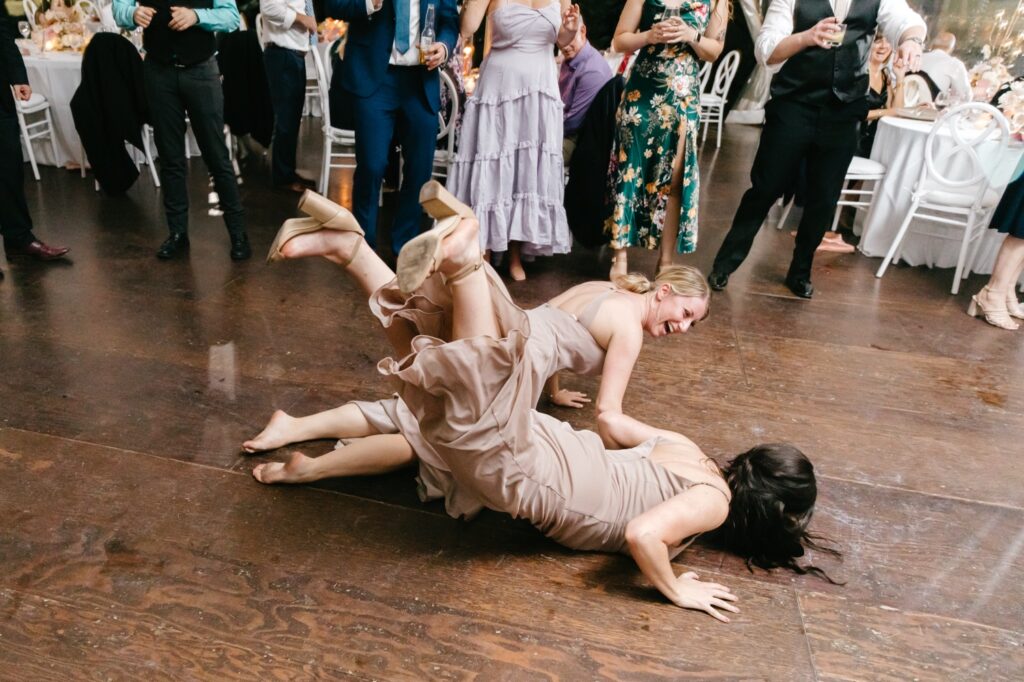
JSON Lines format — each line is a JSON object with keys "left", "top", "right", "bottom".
{"left": 712, "top": 443, "right": 842, "bottom": 583}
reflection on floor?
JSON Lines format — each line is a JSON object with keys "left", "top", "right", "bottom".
{"left": 1, "top": 123, "right": 1022, "bottom": 679}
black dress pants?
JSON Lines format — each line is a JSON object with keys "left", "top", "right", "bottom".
{"left": 712, "top": 97, "right": 862, "bottom": 280}
{"left": 144, "top": 57, "right": 245, "bottom": 237}
{"left": 0, "top": 113, "right": 35, "bottom": 249}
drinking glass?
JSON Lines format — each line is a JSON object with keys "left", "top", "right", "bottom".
{"left": 824, "top": 23, "right": 847, "bottom": 48}
{"left": 18, "top": 21, "right": 30, "bottom": 40}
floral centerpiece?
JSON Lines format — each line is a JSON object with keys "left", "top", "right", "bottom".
{"left": 968, "top": 54, "right": 1013, "bottom": 103}
{"left": 34, "top": 0, "right": 92, "bottom": 52}
{"left": 996, "top": 80, "right": 1024, "bottom": 137}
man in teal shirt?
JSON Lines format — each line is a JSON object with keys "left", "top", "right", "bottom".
{"left": 114, "top": 0, "right": 251, "bottom": 261}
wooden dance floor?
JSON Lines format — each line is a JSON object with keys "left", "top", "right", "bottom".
{"left": 1, "top": 124, "right": 1022, "bottom": 680}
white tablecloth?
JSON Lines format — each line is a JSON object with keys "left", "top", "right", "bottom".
{"left": 22, "top": 51, "right": 85, "bottom": 167}
{"left": 858, "top": 116, "right": 1024, "bottom": 277}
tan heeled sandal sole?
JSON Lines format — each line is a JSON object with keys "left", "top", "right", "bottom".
{"left": 967, "top": 288, "right": 1020, "bottom": 331}
{"left": 267, "top": 191, "right": 365, "bottom": 263}
{"left": 419, "top": 181, "right": 476, "bottom": 220}
{"left": 396, "top": 215, "right": 462, "bottom": 294}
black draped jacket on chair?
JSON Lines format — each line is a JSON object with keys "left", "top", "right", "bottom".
{"left": 217, "top": 30, "right": 273, "bottom": 149}
{"left": 565, "top": 75, "right": 624, "bottom": 248}
{"left": 71, "top": 33, "right": 149, "bottom": 194}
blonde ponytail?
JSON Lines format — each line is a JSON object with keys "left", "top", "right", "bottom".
{"left": 613, "top": 265, "right": 710, "bottom": 299}
{"left": 612, "top": 272, "right": 656, "bottom": 293}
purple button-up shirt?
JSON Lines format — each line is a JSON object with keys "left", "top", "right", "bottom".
{"left": 559, "top": 41, "right": 613, "bottom": 137}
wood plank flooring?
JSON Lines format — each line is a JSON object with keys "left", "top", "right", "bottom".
{"left": 1, "top": 123, "right": 1022, "bottom": 680}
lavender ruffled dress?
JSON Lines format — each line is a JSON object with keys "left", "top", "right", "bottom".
{"left": 447, "top": 2, "right": 571, "bottom": 256}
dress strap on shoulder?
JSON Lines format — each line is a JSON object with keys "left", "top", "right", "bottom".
{"left": 688, "top": 480, "right": 731, "bottom": 501}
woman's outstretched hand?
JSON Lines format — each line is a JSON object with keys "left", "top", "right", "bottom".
{"left": 550, "top": 388, "right": 591, "bottom": 408}
{"left": 672, "top": 571, "right": 739, "bottom": 623}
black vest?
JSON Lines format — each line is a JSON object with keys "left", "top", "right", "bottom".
{"left": 141, "top": 0, "right": 216, "bottom": 66}
{"left": 770, "top": 0, "right": 881, "bottom": 105}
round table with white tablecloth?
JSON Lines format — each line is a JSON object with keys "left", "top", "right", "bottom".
{"left": 22, "top": 50, "right": 85, "bottom": 167}
{"left": 858, "top": 115, "right": 1024, "bottom": 278}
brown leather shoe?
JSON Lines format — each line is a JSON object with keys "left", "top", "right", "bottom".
{"left": 5, "top": 239, "right": 70, "bottom": 261}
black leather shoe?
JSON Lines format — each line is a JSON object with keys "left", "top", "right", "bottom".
{"left": 229, "top": 233, "right": 252, "bottom": 261}
{"left": 785, "top": 275, "right": 814, "bottom": 299}
{"left": 708, "top": 270, "right": 729, "bottom": 291}
{"left": 156, "top": 233, "right": 190, "bottom": 260}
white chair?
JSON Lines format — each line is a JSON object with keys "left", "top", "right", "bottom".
{"left": 12, "top": 87, "right": 58, "bottom": 181}
{"left": 431, "top": 70, "right": 459, "bottom": 182}
{"left": 84, "top": 126, "right": 161, "bottom": 191}
{"left": 876, "top": 103, "right": 1012, "bottom": 294}
{"left": 698, "top": 61, "right": 712, "bottom": 94}
{"left": 139, "top": 124, "right": 160, "bottom": 186}
{"left": 74, "top": 0, "right": 99, "bottom": 20}
{"left": 23, "top": 0, "right": 38, "bottom": 29}
{"left": 773, "top": 156, "right": 887, "bottom": 232}
{"left": 310, "top": 40, "right": 356, "bottom": 195}
{"left": 902, "top": 74, "right": 934, "bottom": 108}
{"left": 830, "top": 155, "right": 887, "bottom": 231}
{"left": 303, "top": 52, "right": 321, "bottom": 117}
{"left": 700, "top": 50, "right": 740, "bottom": 148}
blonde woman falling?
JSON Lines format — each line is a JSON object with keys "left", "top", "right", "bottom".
{"left": 247, "top": 203, "right": 838, "bottom": 620}
{"left": 606, "top": 0, "right": 730, "bottom": 280}
{"left": 247, "top": 183, "right": 710, "bottom": 455}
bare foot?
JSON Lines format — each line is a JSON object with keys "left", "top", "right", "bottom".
{"left": 251, "top": 451, "right": 317, "bottom": 484}
{"left": 243, "top": 410, "right": 299, "bottom": 453}
{"left": 508, "top": 259, "right": 526, "bottom": 281}
{"left": 279, "top": 229, "right": 360, "bottom": 266}
{"left": 438, "top": 218, "right": 481, "bottom": 277}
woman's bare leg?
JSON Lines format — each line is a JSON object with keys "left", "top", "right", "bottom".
{"left": 508, "top": 241, "right": 526, "bottom": 281}
{"left": 252, "top": 434, "right": 415, "bottom": 485}
{"left": 279, "top": 229, "right": 415, "bottom": 356}
{"left": 658, "top": 127, "right": 689, "bottom": 271}
{"left": 610, "top": 247, "right": 628, "bottom": 280}
{"left": 243, "top": 403, "right": 383, "bottom": 453}
{"left": 433, "top": 219, "right": 501, "bottom": 340}
{"left": 980, "top": 235, "right": 1024, "bottom": 304}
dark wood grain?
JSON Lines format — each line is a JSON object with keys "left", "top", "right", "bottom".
{"left": 799, "top": 592, "right": 1024, "bottom": 682}
{"left": 0, "top": 428, "right": 816, "bottom": 680}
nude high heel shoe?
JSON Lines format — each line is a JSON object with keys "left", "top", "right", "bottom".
{"left": 967, "top": 286, "right": 1020, "bottom": 331}
{"left": 266, "top": 190, "right": 365, "bottom": 263}
{"left": 419, "top": 181, "right": 476, "bottom": 220}
{"left": 396, "top": 215, "right": 463, "bottom": 294}
{"left": 1006, "top": 291, "right": 1024, "bottom": 320}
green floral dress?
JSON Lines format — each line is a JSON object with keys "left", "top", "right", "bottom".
{"left": 605, "top": 0, "right": 711, "bottom": 254}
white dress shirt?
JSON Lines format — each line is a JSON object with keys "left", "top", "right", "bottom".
{"left": 367, "top": 0, "right": 422, "bottom": 66}
{"left": 755, "top": 0, "right": 926, "bottom": 74}
{"left": 261, "top": 0, "right": 315, "bottom": 52}
{"left": 919, "top": 50, "right": 971, "bottom": 101}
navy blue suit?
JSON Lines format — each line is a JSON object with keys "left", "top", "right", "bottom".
{"left": 326, "top": 0, "right": 458, "bottom": 252}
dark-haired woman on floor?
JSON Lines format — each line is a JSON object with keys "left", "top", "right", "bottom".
{"left": 247, "top": 204, "right": 839, "bottom": 619}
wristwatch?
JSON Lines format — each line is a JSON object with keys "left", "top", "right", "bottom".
{"left": 899, "top": 36, "right": 925, "bottom": 47}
